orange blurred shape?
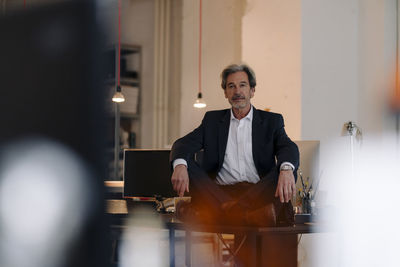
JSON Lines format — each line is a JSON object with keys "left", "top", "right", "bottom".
{"left": 391, "top": 89, "right": 400, "bottom": 111}
{"left": 389, "top": 69, "right": 400, "bottom": 112}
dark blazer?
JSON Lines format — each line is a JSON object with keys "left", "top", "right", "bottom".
{"left": 170, "top": 107, "right": 299, "bottom": 182}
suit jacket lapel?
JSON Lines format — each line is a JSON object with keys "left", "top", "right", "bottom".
{"left": 252, "top": 108, "right": 264, "bottom": 174}
{"left": 218, "top": 110, "right": 231, "bottom": 170}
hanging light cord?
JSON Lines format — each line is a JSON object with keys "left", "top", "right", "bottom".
{"left": 118, "top": 0, "right": 121, "bottom": 87}
{"left": 198, "top": 0, "right": 202, "bottom": 94}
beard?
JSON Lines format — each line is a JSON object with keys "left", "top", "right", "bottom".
{"left": 229, "top": 95, "right": 249, "bottom": 109}
{"left": 230, "top": 101, "right": 247, "bottom": 109}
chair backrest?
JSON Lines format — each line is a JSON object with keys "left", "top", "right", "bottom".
{"left": 294, "top": 140, "right": 320, "bottom": 199}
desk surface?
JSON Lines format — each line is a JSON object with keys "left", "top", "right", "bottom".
{"left": 166, "top": 220, "right": 314, "bottom": 235}
{"left": 108, "top": 212, "right": 316, "bottom": 235}
{"left": 106, "top": 198, "right": 323, "bottom": 235}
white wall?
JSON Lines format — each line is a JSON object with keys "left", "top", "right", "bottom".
{"left": 301, "top": 0, "right": 360, "bottom": 220}
{"left": 301, "top": 0, "right": 359, "bottom": 142}
{"left": 179, "top": 0, "right": 301, "bottom": 140}
{"left": 301, "top": 1, "right": 397, "bottom": 266}
{"left": 358, "top": 0, "right": 398, "bottom": 135}
{"left": 179, "top": 0, "right": 243, "bottom": 137}
{"left": 301, "top": 0, "right": 397, "bottom": 190}
{"left": 242, "top": 0, "right": 302, "bottom": 140}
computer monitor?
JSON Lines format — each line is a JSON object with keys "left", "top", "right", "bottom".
{"left": 123, "top": 149, "right": 176, "bottom": 198}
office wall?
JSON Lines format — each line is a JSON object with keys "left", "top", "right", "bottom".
{"left": 301, "top": 0, "right": 397, "bottom": 189}
{"left": 358, "top": 0, "right": 397, "bottom": 134}
{"left": 301, "top": 1, "right": 397, "bottom": 266}
{"left": 301, "top": 0, "right": 360, "bottom": 196}
{"left": 179, "top": 0, "right": 301, "bottom": 141}
{"left": 242, "top": 0, "right": 302, "bottom": 140}
{"left": 179, "top": 0, "right": 244, "bottom": 137}
{"left": 179, "top": 0, "right": 396, "bottom": 148}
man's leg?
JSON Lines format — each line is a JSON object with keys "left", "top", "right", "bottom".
{"left": 182, "top": 158, "right": 237, "bottom": 224}
{"left": 239, "top": 169, "right": 295, "bottom": 226}
{"left": 186, "top": 158, "right": 233, "bottom": 206}
{"left": 235, "top": 168, "right": 279, "bottom": 210}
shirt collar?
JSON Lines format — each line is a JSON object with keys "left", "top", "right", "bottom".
{"left": 230, "top": 105, "right": 253, "bottom": 122}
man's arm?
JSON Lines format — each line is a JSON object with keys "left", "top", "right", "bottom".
{"left": 275, "top": 168, "right": 296, "bottom": 203}
{"left": 170, "top": 114, "right": 207, "bottom": 196}
{"left": 170, "top": 121, "right": 205, "bottom": 164}
{"left": 273, "top": 115, "right": 299, "bottom": 203}
{"left": 273, "top": 115, "right": 299, "bottom": 170}
{"left": 171, "top": 164, "right": 189, "bottom": 197}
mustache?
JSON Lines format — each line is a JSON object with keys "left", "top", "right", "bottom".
{"left": 232, "top": 94, "right": 245, "bottom": 100}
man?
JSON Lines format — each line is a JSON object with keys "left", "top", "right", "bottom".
{"left": 170, "top": 64, "right": 299, "bottom": 226}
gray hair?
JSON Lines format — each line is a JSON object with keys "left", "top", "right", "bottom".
{"left": 220, "top": 64, "right": 256, "bottom": 90}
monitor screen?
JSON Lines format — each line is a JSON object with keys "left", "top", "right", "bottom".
{"left": 123, "top": 149, "right": 176, "bottom": 198}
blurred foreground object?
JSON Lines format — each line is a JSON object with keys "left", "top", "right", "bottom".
{"left": 0, "top": 1, "right": 109, "bottom": 267}
{"left": 119, "top": 206, "right": 166, "bottom": 267}
{"left": 317, "top": 135, "right": 400, "bottom": 267}
{"left": 0, "top": 139, "right": 92, "bottom": 267}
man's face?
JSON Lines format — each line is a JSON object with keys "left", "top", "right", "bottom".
{"left": 224, "top": 71, "right": 255, "bottom": 110}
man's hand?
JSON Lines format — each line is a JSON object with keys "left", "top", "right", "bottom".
{"left": 275, "top": 170, "right": 296, "bottom": 203}
{"left": 171, "top": 164, "right": 189, "bottom": 197}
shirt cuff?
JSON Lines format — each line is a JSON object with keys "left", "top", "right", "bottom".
{"left": 280, "top": 162, "right": 295, "bottom": 171}
{"left": 173, "top": 158, "right": 187, "bottom": 169}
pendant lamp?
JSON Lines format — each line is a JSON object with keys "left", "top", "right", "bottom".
{"left": 193, "top": 0, "right": 206, "bottom": 108}
{"left": 193, "top": 92, "right": 206, "bottom": 108}
{"left": 112, "top": 85, "right": 125, "bottom": 102}
{"left": 112, "top": 0, "right": 125, "bottom": 103}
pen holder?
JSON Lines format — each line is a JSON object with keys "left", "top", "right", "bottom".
{"left": 302, "top": 197, "right": 312, "bottom": 214}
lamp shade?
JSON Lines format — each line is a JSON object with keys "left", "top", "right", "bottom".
{"left": 112, "top": 85, "right": 125, "bottom": 103}
{"left": 193, "top": 92, "right": 206, "bottom": 108}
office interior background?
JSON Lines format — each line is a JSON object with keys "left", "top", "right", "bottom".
{"left": 1, "top": 0, "right": 400, "bottom": 266}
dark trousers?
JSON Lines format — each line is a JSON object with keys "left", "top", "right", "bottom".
{"left": 186, "top": 159, "right": 295, "bottom": 266}
{"left": 187, "top": 159, "right": 280, "bottom": 225}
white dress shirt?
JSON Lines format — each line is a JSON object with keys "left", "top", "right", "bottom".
{"left": 215, "top": 107, "right": 259, "bottom": 184}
